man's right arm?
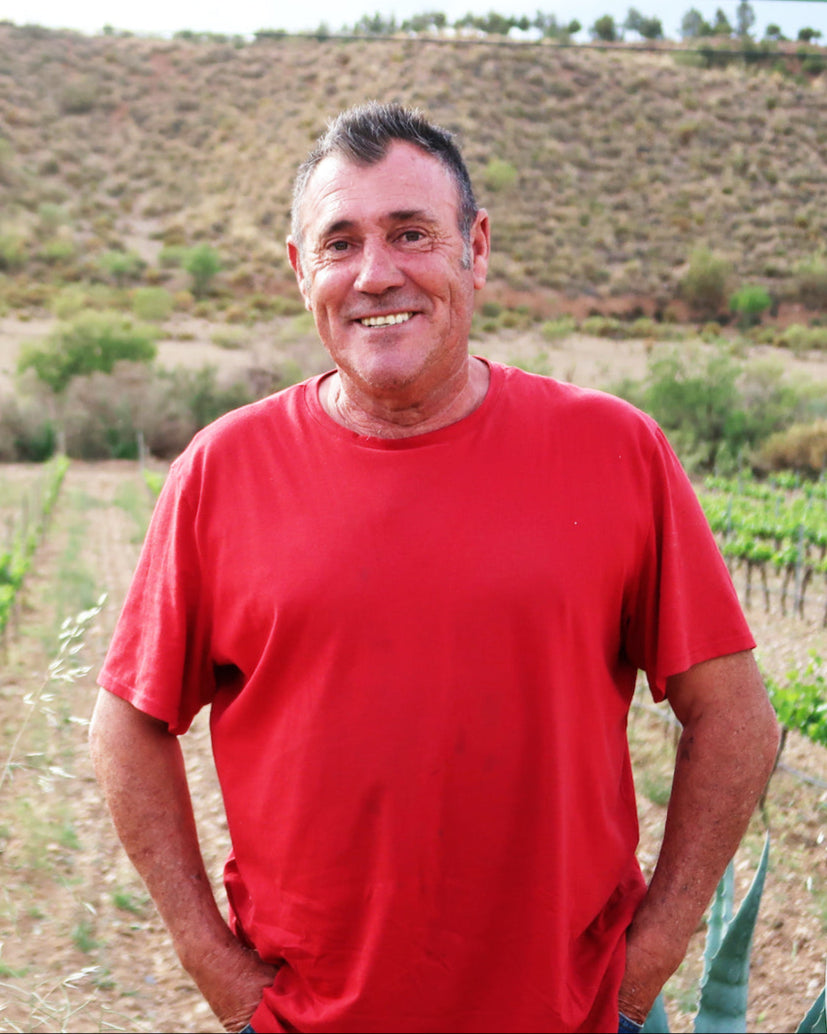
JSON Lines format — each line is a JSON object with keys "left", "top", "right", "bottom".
{"left": 89, "top": 688, "right": 278, "bottom": 1033}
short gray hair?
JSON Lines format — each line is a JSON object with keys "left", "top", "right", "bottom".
{"left": 291, "top": 102, "right": 478, "bottom": 260}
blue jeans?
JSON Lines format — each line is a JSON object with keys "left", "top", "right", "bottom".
{"left": 618, "top": 1012, "right": 643, "bottom": 1033}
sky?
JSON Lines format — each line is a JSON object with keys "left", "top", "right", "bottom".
{"left": 0, "top": 0, "right": 825, "bottom": 43}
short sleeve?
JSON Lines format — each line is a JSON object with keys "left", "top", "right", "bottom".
{"left": 623, "top": 427, "right": 755, "bottom": 701}
{"left": 97, "top": 462, "right": 216, "bottom": 734}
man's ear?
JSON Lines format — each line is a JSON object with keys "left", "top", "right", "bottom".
{"left": 287, "top": 237, "right": 312, "bottom": 312}
{"left": 470, "top": 209, "right": 491, "bottom": 291}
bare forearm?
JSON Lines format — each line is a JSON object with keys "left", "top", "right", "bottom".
{"left": 618, "top": 652, "right": 779, "bottom": 1023}
{"left": 89, "top": 689, "right": 277, "bottom": 1030}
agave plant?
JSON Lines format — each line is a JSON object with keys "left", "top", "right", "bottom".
{"left": 642, "top": 836, "right": 827, "bottom": 1033}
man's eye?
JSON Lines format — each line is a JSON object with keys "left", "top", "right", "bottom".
{"left": 328, "top": 240, "right": 350, "bottom": 252}
{"left": 401, "top": 230, "right": 424, "bottom": 243}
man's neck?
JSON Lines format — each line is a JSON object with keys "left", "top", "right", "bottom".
{"left": 319, "top": 357, "right": 490, "bottom": 439}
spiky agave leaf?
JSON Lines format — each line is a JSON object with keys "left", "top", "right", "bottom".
{"left": 796, "top": 984, "right": 826, "bottom": 1033}
{"left": 695, "top": 834, "right": 770, "bottom": 1034}
{"left": 702, "top": 859, "right": 735, "bottom": 979}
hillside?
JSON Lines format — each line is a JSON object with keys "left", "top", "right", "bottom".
{"left": 0, "top": 24, "right": 826, "bottom": 317}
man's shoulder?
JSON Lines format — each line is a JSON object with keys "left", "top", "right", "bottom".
{"left": 494, "top": 361, "right": 657, "bottom": 431}
{"left": 166, "top": 375, "right": 321, "bottom": 486}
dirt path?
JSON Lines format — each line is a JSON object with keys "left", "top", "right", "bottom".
{"left": 0, "top": 461, "right": 228, "bottom": 1033}
{"left": 1, "top": 460, "right": 825, "bottom": 1033}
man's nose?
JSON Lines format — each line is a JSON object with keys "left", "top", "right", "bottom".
{"left": 353, "top": 239, "right": 406, "bottom": 294}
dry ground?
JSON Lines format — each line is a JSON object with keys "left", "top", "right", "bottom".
{"left": 0, "top": 331, "right": 826, "bottom": 1033}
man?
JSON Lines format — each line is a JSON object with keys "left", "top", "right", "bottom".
{"left": 90, "top": 102, "right": 779, "bottom": 1034}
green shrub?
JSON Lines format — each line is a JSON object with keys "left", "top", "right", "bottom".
{"left": 756, "top": 419, "right": 827, "bottom": 475}
{"left": 681, "top": 247, "right": 731, "bottom": 319}
{"left": 0, "top": 232, "right": 26, "bottom": 271}
{"left": 18, "top": 311, "right": 158, "bottom": 394}
{"left": 157, "top": 366, "right": 250, "bottom": 431}
{"left": 482, "top": 159, "right": 518, "bottom": 192}
{"left": 36, "top": 237, "right": 75, "bottom": 265}
{"left": 211, "top": 325, "right": 249, "bottom": 349}
{"left": 159, "top": 245, "right": 189, "bottom": 268}
{"left": 131, "top": 286, "right": 173, "bottom": 322}
{"left": 730, "top": 285, "right": 772, "bottom": 328}
{"left": 776, "top": 324, "right": 827, "bottom": 353}
{"left": 184, "top": 243, "right": 222, "bottom": 298}
{"left": 795, "top": 253, "right": 827, "bottom": 310}
{"left": 98, "top": 249, "right": 146, "bottom": 286}
{"left": 0, "top": 393, "right": 56, "bottom": 461}
{"left": 540, "top": 316, "right": 578, "bottom": 342}
{"left": 630, "top": 348, "right": 796, "bottom": 472}
{"left": 581, "top": 315, "right": 625, "bottom": 338}
{"left": 59, "top": 78, "right": 97, "bottom": 114}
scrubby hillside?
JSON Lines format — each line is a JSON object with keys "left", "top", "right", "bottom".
{"left": 0, "top": 23, "right": 825, "bottom": 316}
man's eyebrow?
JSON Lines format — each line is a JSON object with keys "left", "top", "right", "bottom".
{"left": 319, "top": 210, "right": 437, "bottom": 238}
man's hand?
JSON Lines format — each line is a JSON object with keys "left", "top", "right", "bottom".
{"left": 89, "top": 689, "right": 278, "bottom": 1032}
{"left": 618, "top": 650, "right": 779, "bottom": 1024}
{"left": 187, "top": 936, "right": 279, "bottom": 1032}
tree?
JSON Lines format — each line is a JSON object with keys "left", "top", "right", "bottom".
{"left": 625, "top": 7, "right": 663, "bottom": 38}
{"left": 735, "top": 1, "right": 756, "bottom": 39}
{"left": 712, "top": 8, "right": 733, "bottom": 36}
{"left": 681, "top": 7, "right": 713, "bottom": 39}
{"left": 764, "top": 24, "right": 785, "bottom": 41}
{"left": 17, "top": 312, "right": 158, "bottom": 394}
{"left": 591, "top": 14, "right": 620, "bottom": 41}
{"left": 798, "top": 27, "right": 823, "bottom": 43}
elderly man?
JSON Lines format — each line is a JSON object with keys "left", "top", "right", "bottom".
{"left": 90, "top": 102, "right": 779, "bottom": 1034}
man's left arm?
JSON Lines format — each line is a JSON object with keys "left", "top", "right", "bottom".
{"left": 617, "top": 649, "right": 780, "bottom": 1025}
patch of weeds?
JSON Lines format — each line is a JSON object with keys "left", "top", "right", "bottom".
{"left": 112, "top": 889, "right": 147, "bottom": 916}
{"left": 58, "top": 824, "right": 80, "bottom": 851}
{"left": 93, "top": 968, "right": 116, "bottom": 990}
{"left": 0, "top": 962, "right": 27, "bottom": 977}
{"left": 72, "top": 918, "right": 98, "bottom": 954}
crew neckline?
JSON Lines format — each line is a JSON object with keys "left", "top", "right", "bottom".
{"left": 302, "top": 357, "right": 503, "bottom": 449}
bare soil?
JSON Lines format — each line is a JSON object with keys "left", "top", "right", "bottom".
{"left": 1, "top": 334, "right": 826, "bottom": 1032}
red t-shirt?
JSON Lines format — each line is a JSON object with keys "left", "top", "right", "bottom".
{"left": 99, "top": 361, "right": 754, "bottom": 1033}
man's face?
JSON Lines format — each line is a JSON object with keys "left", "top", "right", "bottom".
{"left": 288, "top": 141, "right": 489, "bottom": 403}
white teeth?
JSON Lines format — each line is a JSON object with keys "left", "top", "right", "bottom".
{"left": 359, "top": 312, "right": 413, "bottom": 327}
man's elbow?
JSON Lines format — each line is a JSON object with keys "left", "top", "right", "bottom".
{"left": 755, "top": 695, "right": 782, "bottom": 783}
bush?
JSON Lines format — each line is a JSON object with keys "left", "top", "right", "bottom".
{"left": 628, "top": 348, "right": 797, "bottom": 472}
{"left": 0, "top": 232, "right": 26, "bottom": 271}
{"left": 681, "top": 247, "right": 731, "bottom": 319}
{"left": 131, "top": 286, "right": 173, "bottom": 322}
{"left": 36, "top": 237, "right": 75, "bottom": 265}
{"left": 776, "top": 324, "right": 827, "bottom": 353}
{"left": 0, "top": 393, "right": 56, "bottom": 461}
{"left": 482, "top": 159, "right": 518, "bottom": 192}
{"left": 756, "top": 419, "right": 827, "bottom": 475}
{"left": 98, "top": 249, "right": 146, "bottom": 286}
{"left": 17, "top": 310, "right": 158, "bottom": 393}
{"left": 540, "top": 316, "right": 578, "bottom": 342}
{"left": 730, "top": 285, "right": 772, "bottom": 328}
{"left": 795, "top": 253, "right": 827, "bottom": 310}
{"left": 184, "top": 244, "right": 222, "bottom": 298}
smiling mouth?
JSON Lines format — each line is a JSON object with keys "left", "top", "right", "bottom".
{"left": 357, "top": 312, "right": 414, "bottom": 327}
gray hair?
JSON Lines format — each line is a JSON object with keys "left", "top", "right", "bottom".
{"left": 291, "top": 102, "right": 478, "bottom": 262}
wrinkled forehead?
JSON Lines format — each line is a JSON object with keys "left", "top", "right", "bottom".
{"left": 296, "top": 142, "right": 463, "bottom": 241}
